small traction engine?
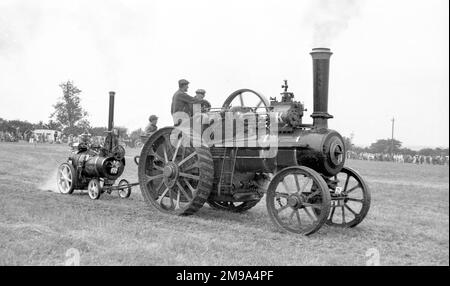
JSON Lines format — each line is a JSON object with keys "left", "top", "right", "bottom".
{"left": 57, "top": 92, "right": 136, "bottom": 200}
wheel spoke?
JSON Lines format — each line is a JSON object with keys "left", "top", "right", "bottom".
{"left": 277, "top": 204, "right": 290, "bottom": 214}
{"left": 152, "top": 165, "right": 164, "bottom": 171}
{"left": 178, "top": 151, "right": 196, "bottom": 167}
{"left": 239, "top": 93, "right": 244, "bottom": 106}
{"left": 183, "top": 178, "right": 197, "bottom": 197}
{"left": 306, "top": 190, "right": 320, "bottom": 200}
{"left": 177, "top": 181, "right": 192, "bottom": 201}
{"left": 347, "top": 198, "right": 363, "bottom": 203}
{"left": 302, "top": 203, "right": 322, "bottom": 210}
{"left": 168, "top": 189, "right": 175, "bottom": 209}
{"left": 275, "top": 192, "right": 289, "bottom": 199}
{"left": 162, "top": 145, "right": 169, "bottom": 163}
{"left": 175, "top": 189, "right": 181, "bottom": 209}
{"left": 150, "top": 150, "right": 165, "bottom": 163}
{"left": 346, "top": 184, "right": 361, "bottom": 194}
{"left": 145, "top": 174, "right": 164, "bottom": 184}
{"left": 183, "top": 162, "right": 199, "bottom": 173}
{"left": 341, "top": 206, "right": 346, "bottom": 224}
{"left": 343, "top": 174, "right": 350, "bottom": 191}
{"left": 60, "top": 171, "right": 70, "bottom": 182}
{"left": 179, "top": 172, "right": 200, "bottom": 181}
{"left": 295, "top": 210, "right": 302, "bottom": 227}
{"left": 159, "top": 187, "right": 170, "bottom": 199}
{"left": 300, "top": 178, "right": 312, "bottom": 194}
{"left": 294, "top": 174, "right": 300, "bottom": 192}
{"left": 172, "top": 137, "right": 183, "bottom": 161}
{"left": 256, "top": 100, "right": 263, "bottom": 108}
{"left": 154, "top": 179, "right": 165, "bottom": 194}
{"left": 344, "top": 204, "right": 357, "bottom": 216}
{"left": 303, "top": 207, "right": 316, "bottom": 221}
{"left": 329, "top": 205, "right": 336, "bottom": 222}
{"left": 288, "top": 209, "right": 296, "bottom": 224}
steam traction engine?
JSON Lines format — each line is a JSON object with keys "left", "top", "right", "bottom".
{"left": 57, "top": 92, "right": 135, "bottom": 200}
{"left": 138, "top": 48, "right": 371, "bottom": 235}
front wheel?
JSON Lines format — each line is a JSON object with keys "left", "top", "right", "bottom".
{"left": 88, "top": 179, "right": 102, "bottom": 200}
{"left": 266, "top": 166, "right": 331, "bottom": 235}
{"left": 326, "top": 167, "right": 371, "bottom": 227}
{"left": 118, "top": 179, "right": 132, "bottom": 198}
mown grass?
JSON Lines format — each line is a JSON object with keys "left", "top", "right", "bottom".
{"left": 0, "top": 142, "right": 448, "bottom": 265}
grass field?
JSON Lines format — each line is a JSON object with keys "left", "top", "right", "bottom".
{"left": 0, "top": 142, "right": 448, "bottom": 265}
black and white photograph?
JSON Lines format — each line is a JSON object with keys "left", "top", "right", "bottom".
{"left": 0, "top": 0, "right": 448, "bottom": 270}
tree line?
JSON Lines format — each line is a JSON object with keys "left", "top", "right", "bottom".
{"left": 343, "top": 137, "right": 449, "bottom": 157}
{"left": 1, "top": 80, "right": 448, "bottom": 155}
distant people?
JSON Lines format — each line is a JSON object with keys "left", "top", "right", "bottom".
{"left": 194, "top": 89, "right": 211, "bottom": 112}
{"left": 145, "top": 115, "right": 159, "bottom": 136}
{"left": 171, "top": 79, "right": 205, "bottom": 119}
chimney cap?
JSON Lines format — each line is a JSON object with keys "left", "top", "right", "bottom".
{"left": 310, "top": 48, "right": 332, "bottom": 59}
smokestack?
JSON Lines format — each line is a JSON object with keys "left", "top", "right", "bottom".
{"left": 310, "top": 48, "right": 333, "bottom": 129}
{"left": 108, "top": 91, "right": 115, "bottom": 131}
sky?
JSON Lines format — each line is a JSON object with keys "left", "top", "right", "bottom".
{"left": 0, "top": 0, "right": 448, "bottom": 148}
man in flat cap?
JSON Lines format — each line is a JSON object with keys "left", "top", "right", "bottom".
{"left": 171, "top": 79, "right": 204, "bottom": 118}
{"left": 194, "top": 89, "right": 211, "bottom": 112}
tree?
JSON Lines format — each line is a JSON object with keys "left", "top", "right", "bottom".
{"left": 399, "top": 147, "right": 416, "bottom": 156}
{"left": 7, "top": 119, "right": 34, "bottom": 134}
{"left": 342, "top": 136, "right": 353, "bottom": 151}
{"left": 51, "top": 80, "right": 88, "bottom": 130}
{"left": 90, "top": 127, "right": 108, "bottom": 136}
{"left": 46, "top": 119, "right": 62, "bottom": 131}
{"left": 34, "top": 121, "right": 47, "bottom": 129}
{"left": 369, "top": 139, "right": 402, "bottom": 154}
{"left": 130, "top": 128, "right": 143, "bottom": 141}
{"left": 115, "top": 126, "right": 128, "bottom": 139}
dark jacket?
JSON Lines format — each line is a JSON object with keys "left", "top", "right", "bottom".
{"left": 144, "top": 123, "right": 157, "bottom": 136}
{"left": 171, "top": 89, "right": 202, "bottom": 116}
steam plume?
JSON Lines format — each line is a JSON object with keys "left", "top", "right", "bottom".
{"left": 308, "top": 0, "right": 364, "bottom": 47}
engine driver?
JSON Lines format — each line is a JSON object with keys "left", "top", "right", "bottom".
{"left": 171, "top": 79, "right": 205, "bottom": 120}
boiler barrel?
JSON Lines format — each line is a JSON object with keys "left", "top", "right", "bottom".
{"left": 83, "top": 156, "right": 124, "bottom": 180}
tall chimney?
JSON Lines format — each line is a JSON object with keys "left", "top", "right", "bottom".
{"left": 310, "top": 48, "right": 333, "bottom": 129}
{"left": 108, "top": 91, "right": 115, "bottom": 131}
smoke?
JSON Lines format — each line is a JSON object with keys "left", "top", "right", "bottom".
{"left": 307, "top": 0, "right": 364, "bottom": 47}
{"left": 39, "top": 169, "right": 60, "bottom": 193}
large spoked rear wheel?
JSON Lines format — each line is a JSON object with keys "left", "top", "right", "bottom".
{"left": 326, "top": 167, "right": 371, "bottom": 227}
{"left": 138, "top": 127, "right": 214, "bottom": 215}
{"left": 57, "top": 163, "right": 77, "bottom": 194}
{"left": 266, "top": 166, "right": 331, "bottom": 235}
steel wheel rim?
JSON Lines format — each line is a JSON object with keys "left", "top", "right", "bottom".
{"left": 118, "top": 180, "right": 130, "bottom": 198}
{"left": 57, "top": 164, "right": 72, "bottom": 194}
{"left": 88, "top": 180, "right": 100, "bottom": 199}
{"left": 327, "top": 167, "right": 371, "bottom": 227}
{"left": 138, "top": 128, "right": 213, "bottom": 215}
{"left": 266, "top": 167, "right": 330, "bottom": 235}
